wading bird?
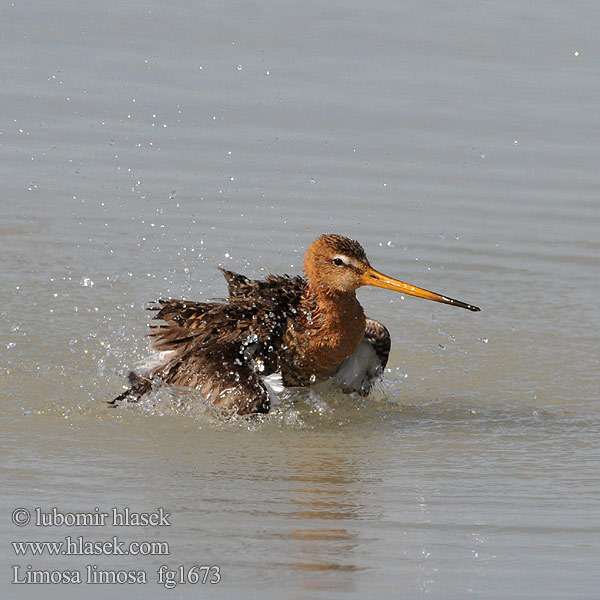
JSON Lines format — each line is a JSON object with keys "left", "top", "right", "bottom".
{"left": 109, "top": 234, "right": 479, "bottom": 414}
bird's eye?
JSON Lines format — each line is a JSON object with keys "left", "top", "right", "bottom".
{"left": 333, "top": 257, "right": 345, "bottom": 266}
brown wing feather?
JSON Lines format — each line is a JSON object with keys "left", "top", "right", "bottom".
{"left": 219, "top": 268, "right": 305, "bottom": 300}
{"left": 150, "top": 341, "right": 270, "bottom": 414}
{"left": 218, "top": 268, "right": 252, "bottom": 297}
{"left": 148, "top": 271, "right": 306, "bottom": 356}
{"left": 364, "top": 318, "right": 391, "bottom": 371}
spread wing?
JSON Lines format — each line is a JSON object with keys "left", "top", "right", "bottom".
{"left": 148, "top": 270, "right": 305, "bottom": 359}
{"left": 110, "top": 270, "right": 306, "bottom": 414}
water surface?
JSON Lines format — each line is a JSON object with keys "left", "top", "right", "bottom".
{"left": 2, "top": 1, "right": 599, "bottom": 598}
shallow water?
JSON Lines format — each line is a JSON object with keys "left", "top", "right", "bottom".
{"left": 2, "top": 1, "right": 599, "bottom": 598}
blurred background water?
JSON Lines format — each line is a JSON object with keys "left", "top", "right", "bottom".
{"left": 1, "top": 1, "right": 599, "bottom": 598}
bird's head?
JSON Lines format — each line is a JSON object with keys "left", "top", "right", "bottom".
{"left": 304, "top": 234, "right": 480, "bottom": 311}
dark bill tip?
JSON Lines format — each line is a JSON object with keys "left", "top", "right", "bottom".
{"left": 442, "top": 296, "right": 481, "bottom": 312}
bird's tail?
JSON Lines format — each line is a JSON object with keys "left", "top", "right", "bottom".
{"left": 107, "top": 371, "right": 153, "bottom": 406}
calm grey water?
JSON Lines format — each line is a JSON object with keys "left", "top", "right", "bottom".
{"left": 2, "top": 1, "right": 599, "bottom": 598}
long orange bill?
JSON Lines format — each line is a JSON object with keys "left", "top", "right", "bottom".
{"left": 362, "top": 268, "right": 480, "bottom": 312}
